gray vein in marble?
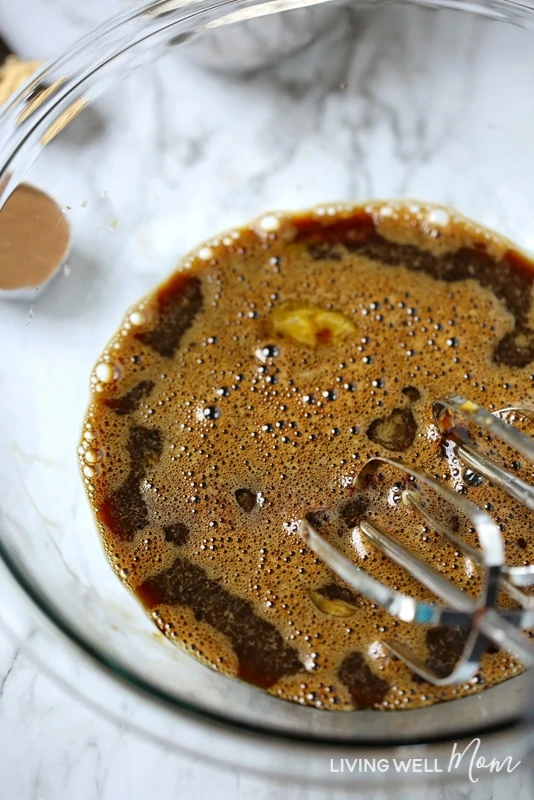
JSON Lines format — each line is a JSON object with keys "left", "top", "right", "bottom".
{"left": 29, "top": 769, "right": 43, "bottom": 800}
{"left": 0, "top": 647, "right": 19, "bottom": 701}
{"left": 150, "top": 67, "right": 217, "bottom": 174}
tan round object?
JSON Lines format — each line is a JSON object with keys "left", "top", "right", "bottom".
{"left": 0, "top": 183, "right": 70, "bottom": 294}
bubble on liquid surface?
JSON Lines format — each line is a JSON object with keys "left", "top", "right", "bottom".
{"left": 95, "top": 362, "right": 115, "bottom": 383}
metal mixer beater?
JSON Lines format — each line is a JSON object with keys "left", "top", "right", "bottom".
{"left": 300, "top": 394, "right": 534, "bottom": 684}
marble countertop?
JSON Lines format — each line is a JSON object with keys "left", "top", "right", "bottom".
{"left": 1, "top": 624, "right": 533, "bottom": 799}
{"left": 2, "top": 2, "right": 534, "bottom": 799}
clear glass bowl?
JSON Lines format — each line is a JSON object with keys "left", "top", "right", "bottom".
{"left": 1, "top": 0, "right": 534, "bottom": 788}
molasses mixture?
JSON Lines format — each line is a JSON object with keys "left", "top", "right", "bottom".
{"left": 80, "top": 201, "right": 534, "bottom": 711}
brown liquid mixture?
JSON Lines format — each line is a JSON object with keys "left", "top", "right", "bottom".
{"left": 80, "top": 201, "right": 534, "bottom": 711}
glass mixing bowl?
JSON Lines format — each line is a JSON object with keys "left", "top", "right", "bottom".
{"left": 1, "top": 0, "right": 534, "bottom": 789}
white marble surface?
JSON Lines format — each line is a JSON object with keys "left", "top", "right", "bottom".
{"left": 1, "top": 624, "right": 534, "bottom": 799}
{"left": 4, "top": 2, "right": 534, "bottom": 799}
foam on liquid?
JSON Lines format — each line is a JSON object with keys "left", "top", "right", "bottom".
{"left": 80, "top": 201, "right": 534, "bottom": 711}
